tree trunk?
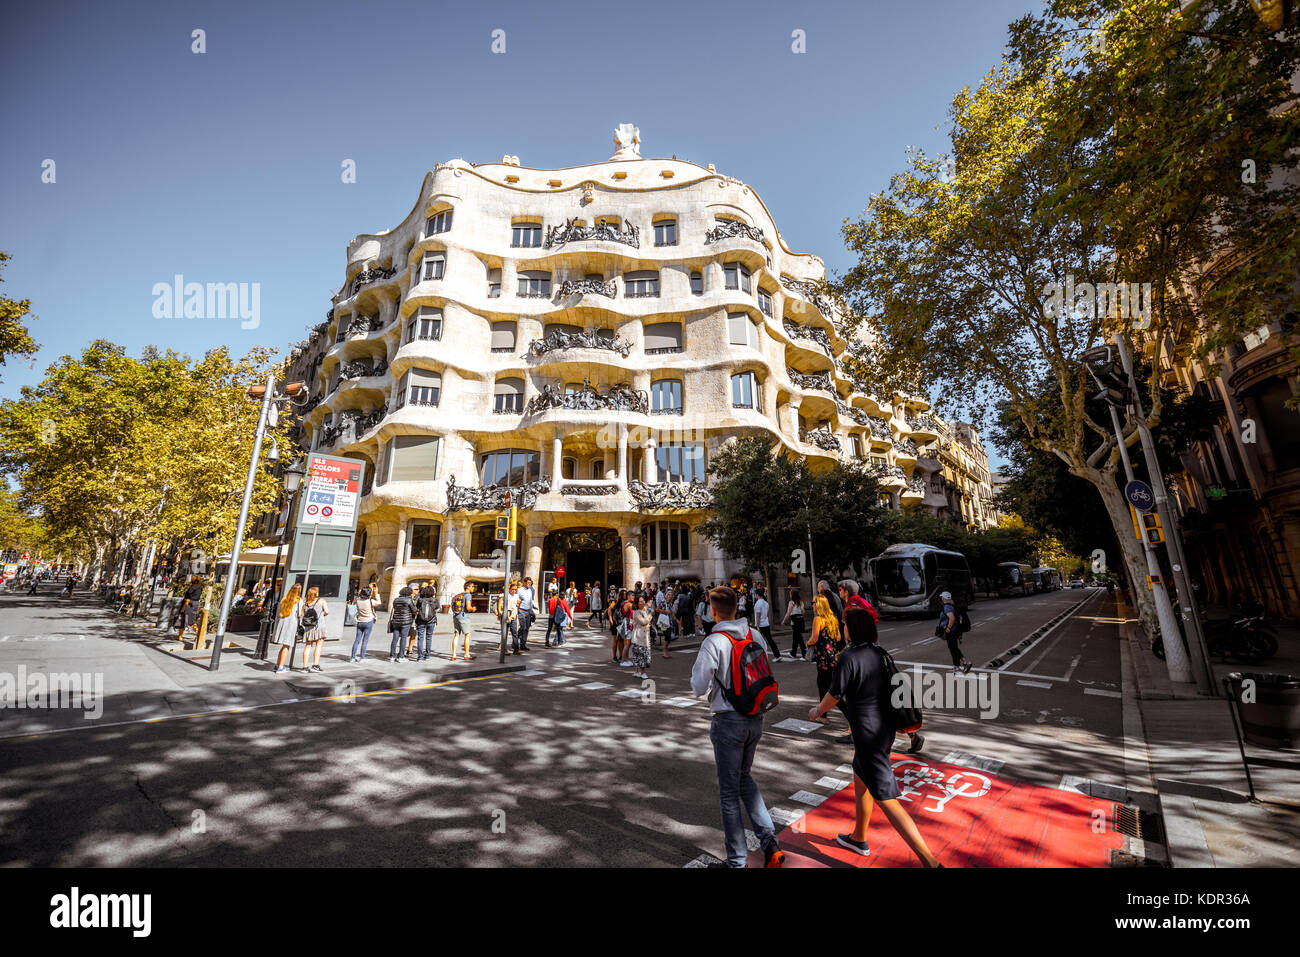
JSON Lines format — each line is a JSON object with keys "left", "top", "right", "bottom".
{"left": 1085, "top": 468, "right": 1158, "bottom": 639}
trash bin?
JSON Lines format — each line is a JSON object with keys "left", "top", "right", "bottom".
{"left": 1226, "top": 672, "right": 1300, "bottom": 749}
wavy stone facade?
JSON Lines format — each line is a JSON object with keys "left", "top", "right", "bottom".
{"left": 285, "top": 128, "right": 952, "bottom": 602}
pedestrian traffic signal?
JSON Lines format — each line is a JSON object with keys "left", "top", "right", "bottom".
{"left": 507, "top": 505, "right": 517, "bottom": 541}
{"left": 1140, "top": 511, "right": 1164, "bottom": 544}
{"left": 494, "top": 515, "right": 509, "bottom": 541}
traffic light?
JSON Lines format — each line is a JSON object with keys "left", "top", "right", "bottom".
{"left": 508, "top": 505, "right": 517, "bottom": 540}
{"left": 1140, "top": 510, "right": 1164, "bottom": 544}
{"left": 494, "top": 515, "right": 509, "bottom": 541}
{"left": 1081, "top": 345, "right": 1132, "bottom": 407}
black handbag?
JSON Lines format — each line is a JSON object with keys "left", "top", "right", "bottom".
{"left": 875, "top": 644, "right": 922, "bottom": 733}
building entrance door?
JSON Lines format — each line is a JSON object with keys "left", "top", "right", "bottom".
{"left": 565, "top": 548, "right": 606, "bottom": 596}
{"left": 543, "top": 528, "right": 622, "bottom": 592}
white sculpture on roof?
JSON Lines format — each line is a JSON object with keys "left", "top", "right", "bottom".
{"left": 611, "top": 123, "right": 640, "bottom": 160}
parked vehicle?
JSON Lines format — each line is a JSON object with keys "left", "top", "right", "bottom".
{"left": 868, "top": 543, "right": 974, "bottom": 617}
{"left": 995, "top": 562, "right": 1035, "bottom": 597}
{"left": 1152, "top": 603, "right": 1278, "bottom": 664}
{"left": 1069, "top": 578, "right": 1086, "bottom": 588}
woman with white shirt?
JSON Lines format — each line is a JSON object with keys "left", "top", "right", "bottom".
{"left": 781, "top": 588, "right": 808, "bottom": 660}
{"left": 630, "top": 596, "right": 653, "bottom": 678}
{"left": 349, "top": 586, "right": 380, "bottom": 662}
{"left": 270, "top": 584, "right": 302, "bottom": 675}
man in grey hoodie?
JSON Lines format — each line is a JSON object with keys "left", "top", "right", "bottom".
{"left": 690, "top": 585, "right": 785, "bottom": 868}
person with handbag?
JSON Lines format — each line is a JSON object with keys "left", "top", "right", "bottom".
{"left": 300, "top": 586, "right": 330, "bottom": 672}
{"left": 937, "top": 590, "right": 971, "bottom": 673}
{"left": 782, "top": 589, "right": 807, "bottom": 660}
{"left": 516, "top": 577, "right": 536, "bottom": 651}
{"left": 630, "top": 596, "right": 653, "bottom": 678}
{"left": 499, "top": 580, "right": 524, "bottom": 655}
{"left": 551, "top": 588, "right": 572, "bottom": 647}
{"left": 388, "top": 586, "right": 416, "bottom": 663}
{"left": 413, "top": 584, "right": 439, "bottom": 662}
{"left": 270, "top": 584, "right": 302, "bottom": 674}
{"left": 808, "top": 606, "right": 941, "bottom": 866}
{"left": 350, "top": 586, "right": 380, "bottom": 662}
{"left": 806, "top": 595, "right": 845, "bottom": 724}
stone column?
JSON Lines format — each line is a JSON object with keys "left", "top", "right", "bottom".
{"left": 620, "top": 524, "right": 641, "bottom": 588}
{"left": 524, "top": 521, "right": 546, "bottom": 584}
{"left": 391, "top": 514, "right": 408, "bottom": 601}
{"left": 551, "top": 432, "right": 563, "bottom": 486}
{"left": 617, "top": 423, "right": 628, "bottom": 489}
{"left": 645, "top": 435, "right": 658, "bottom": 482}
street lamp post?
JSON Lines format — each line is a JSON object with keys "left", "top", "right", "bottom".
{"left": 209, "top": 376, "right": 305, "bottom": 672}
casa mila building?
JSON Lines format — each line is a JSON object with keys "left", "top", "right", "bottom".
{"left": 285, "top": 126, "right": 950, "bottom": 604}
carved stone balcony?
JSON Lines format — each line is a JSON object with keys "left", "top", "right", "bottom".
{"left": 780, "top": 277, "right": 837, "bottom": 319}
{"left": 545, "top": 217, "right": 639, "bottom": 249}
{"left": 783, "top": 318, "right": 833, "bottom": 354}
{"left": 800, "top": 428, "right": 841, "bottom": 452}
{"left": 559, "top": 482, "right": 618, "bottom": 496}
{"left": 705, "top": 220, "right": 765, "bottom": 245}
{"left": 628, "top": 480, "right": 713, "bottom": 511}
{"left": 556, "top": 278, "right": 616, "bottom": 299}
{"left": 527, "top": 329, "right": 632, "bottom": 359}
{"left": 525, "top": 379, "right": 648, "bottom": 416}
{"left": 445, "top": 478, "right": 550, "bottom": 512}
{"left": 787, "top": 367, "right": 834, "bottom": 394}
{"left": 350, "top": 265, "right": 397, "bottom": 296}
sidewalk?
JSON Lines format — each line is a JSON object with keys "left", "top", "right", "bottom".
{"left": 0, "top": 591, "right": 523, "bottom": 737}
{"left": 1118, "top": 596, "right": 1300, "bottom": 866}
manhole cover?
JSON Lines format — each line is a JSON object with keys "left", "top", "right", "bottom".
{"left": 1112, "top": 803, "right": 1165, "bottom": 843}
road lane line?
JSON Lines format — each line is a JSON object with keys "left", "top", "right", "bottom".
{"left": 1017, "top": 680, "right": 1054, "bottom": 689}
{"left": 1084, "top": 688, "right": 1121, "bottom": 698}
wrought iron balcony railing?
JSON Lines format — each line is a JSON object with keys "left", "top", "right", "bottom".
{"left": 867, "top": 417, "right": 893, "bottom": 441}
{"left": 339, "top": 357, "right": 388, "bottom": 379}
{"left": 800, "top": 428, "right": 841, "bottom": 452}
{"left": 445, "top": 477, "right": 550, "bottom": 512}
{"left": 628, "top": 480, "right": 713, "bottom": 511}
{"left": 556, "top": 278, "right": 617, "bottom": 299}
{"left": 705, "top": 220, "right": 766, "bottom": 245}
{"left": 545, "top": 217, "right": 639, "bottom": 249}
{"left": 835, "top": 400, "right": 870, "bottom": 427}
{"left": 350, "top": 265, "right": 397, "bottom": 296}
{"left": 783, "top": 318, "right": 833, "bottom": 354}
{"left": 780, "top": 277, "right": 837, "bottom": 319}
{"left": 526, "top": 329, "right": 632, "bottom": 358}
{"left": 787, "top": 367, "right": 834, "bottom": 393}
{"left": 525, "top": 379, "right": 648, "bottom": 416}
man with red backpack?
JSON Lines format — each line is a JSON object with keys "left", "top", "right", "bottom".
{"left": 689, "top": 585, "right": 785, "bottom": 868}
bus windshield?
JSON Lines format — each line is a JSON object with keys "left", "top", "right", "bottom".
{"left": 996, "top": 565, "right": 1021, "bottom": 586}
{"left": 875, "top": 557, "right": 925, "bottom": 598}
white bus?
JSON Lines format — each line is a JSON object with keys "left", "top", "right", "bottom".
{"left": 868, "top": 543, "right": 974, "bottom": 617}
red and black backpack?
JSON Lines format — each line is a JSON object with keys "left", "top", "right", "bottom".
{"left": 713, "top": 629, "right": 779, "bottom": 716}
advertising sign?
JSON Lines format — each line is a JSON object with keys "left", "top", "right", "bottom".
{"left": 299, "top": 453, "right": 363, "bottom": 530}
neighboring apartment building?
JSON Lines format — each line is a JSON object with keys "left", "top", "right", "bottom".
{"left": 912, "top": 418, "right": 1000, "bottom": 530}
{"left": 282, "top": 127, "right": 943, "bottom": 601}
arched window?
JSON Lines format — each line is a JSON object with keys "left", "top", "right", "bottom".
{"left": 512, "top": 221, "right": 543, "bottom": 248}
{"left": 425, "top": 209, "right": 453, "bottom": 236}
{"left": 491, "top": 321, "right": 516, "bottom": 352}
{"left": 651, "top": 379, "right": 683, "bottom": 414}
{"left": 644, "top": 321, "right": 683, "bottom": 354}
{"left": 493, "top": 376, "right": 525, "bottom": 413}
{"left": 396, "top": 368, "right": 441, "bottom": 408}
{"left": 378, "top": 435, "right": 440, "bottom": 484}
{"left": 406, "top": 306, "right": 442, "bottom": 342}
{"left": 517, "top": 271, "right": 551, "bottom": 297}
{"left": 421, "top": 252, "right": 446, "bottom": 281}
{"left": 723, "top": 262, "right": 752, "bottom": 294}
{"left": 478, "top": 449, "right": 540, "bottom": 486}
{"left": 653, "top": 218, "right": 678, "bottom": 246}
{"left": 727, "top": 313, "right": 760, "bottom": 349}
{"left": 731, "top": 371, "right": 761, "bottom": 410}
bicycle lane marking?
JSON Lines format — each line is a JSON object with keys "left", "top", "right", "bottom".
{"left": 772, "top": 753, "right": 1122, "bottom": 868}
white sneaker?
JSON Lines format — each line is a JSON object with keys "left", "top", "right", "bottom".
{"left": 619, "top": 661, "right": 633, "bottom": 667}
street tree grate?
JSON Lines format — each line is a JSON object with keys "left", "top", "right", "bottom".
{"left": 1112, "top": 803, "right": 1164, "bottom": 843}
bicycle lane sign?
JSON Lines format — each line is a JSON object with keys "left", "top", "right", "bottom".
{"left": 773, "top": 754, "right": 1123, "bottom": 867}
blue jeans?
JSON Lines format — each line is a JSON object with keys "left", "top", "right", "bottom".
{"left": 389, "top": 625, "right": 408, "bottom": 660}
{"left": 416, "top": 621, "right": 435, "bottom": 658}
{"left": 351, "top": 620, "right": 374, "bottom": 659}
{"left": 709, "top": 711, "right": 777, "bottom": 867}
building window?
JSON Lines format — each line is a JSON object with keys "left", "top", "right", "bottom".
{"left": 723, "top": 262, "right": 752, "bottom": 294}
{"left": 405, "top": 306, "right": 442, "bottom": 342}
{"left": 478, "top": 448, "right": 541, "bottom": 486}
{"left": 334, "top": 318, "right": 349, "bottom": 343}
{"left": 469, "top": 521, "right": 524, "bottom": 560}
{"left": 758, "top": 288, "right": 773, "bottom": 317}
{"left": 642, "top": 521, "right": 690, "bottom": 562}
{"left": 425, "top": 210, "right": 452, "bottom": 236}
{"left": 651, "top": 379, "right": 683, "bottom": 414}
{"left": 491, "top": 321, "right": 516, "bottom": 353}
{"left": 727, "top": 312, "right": 760, "bottom": 349}
{"left": 655, "top": 443, "right": 706, "bottom": 483}
{"left": 653, "top": 219, "right": 678, "bottom": 246}
{"left": 591, "top": 459, "right": 605, "bottom": 480}
{"left": 562, "top": 457, "right": 577, "bottom": 479}
{"left": 395, "top": 368, "right": 441, "bottom": 409}
{"left": 850, "top": 434, "right": 863, "bottom": 458}
{"left": 624, "top": 270, "right": 660, "bottom": 298}
{"left": 421, "top": 252, "right": 446, "bottom": 281}
{"left": 731, "top": 371, "right": 762, "bottom": 410}
{"left": 380, "top": 435, "right": 439, "bottom": 484}
{"left": 408, "top": 522, "right": 442, "bottom": 561}
{"left": 644, "top": 321, "right": 683, "bottom": 354}
{"left": 870, "top": 454, "right": 887, "bottom": 469}
{"left": 517, "top": 271, "right": 551, "bottom": 297}
{"left": 512, "top": 222, "right": 543, "bottom": 247}
{"left": 493, "top": 376, "right": 524, "bottom": 413}
{"left": 690, "top": 271, "right": 704, "bottom": 295}
{"left": 487, "top": 268, "right": 502, "bottom": 299}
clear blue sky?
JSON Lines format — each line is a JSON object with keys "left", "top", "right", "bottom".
{"left": 2, "top": 0, "right": 1037, "bottom": 464}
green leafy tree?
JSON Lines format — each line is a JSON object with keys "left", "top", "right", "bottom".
{"left": 0, "top": 252, "right": 39, "bottom": 380}
{"left": 833, "top": 0, "right": 1300, "bottom": 638}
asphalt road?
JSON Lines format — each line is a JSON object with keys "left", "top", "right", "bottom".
{"left": 0, "top": 587, "right": 1133, "bottom": 867}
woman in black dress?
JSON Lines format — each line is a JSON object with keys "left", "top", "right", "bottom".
{"left": 808, "top": 606, "right": 941, "bottom": 866}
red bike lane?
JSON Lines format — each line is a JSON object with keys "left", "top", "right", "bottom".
{"left": 773, "top": 753, "right": 1124, "bottom": 867}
